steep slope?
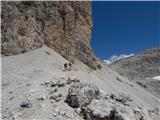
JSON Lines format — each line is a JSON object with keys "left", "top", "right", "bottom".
{"left": 1, "top": 1, "right": 99, "bottom": 69}
{"left": 109, "top": 48, "right": 160, "bottom": 97}
{"left": 2, "top": 46, "right": 159, "bottom": 120}
{"left": 1, "top": 1, "right": 160, "bottom": 120}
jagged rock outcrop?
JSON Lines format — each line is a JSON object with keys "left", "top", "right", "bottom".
{"left": 64, "top": 82, "right": 153, "bottom": 120}
{"left": 1, "top": 1, "right": 99, "bottom": 69}
{"left": 65, "top": 82, "right": 100, "bottom": 108}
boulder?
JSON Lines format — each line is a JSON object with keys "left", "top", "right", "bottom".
{"left": 49, "top": 87, "right": 58, "bottom": 94}
{"left": 55, "top": 80, "right": 65, "bottom": 87}
{"left": 37, "top": 95, "right": 46, "bottom": 100}
{"left": 20, "top": 101, "right": 32, "bottom": 108}
{"left": 66, "top": 77, "right": 80, "bottom": 84}
{"left": 65, "top": 82, "right": 99, "bottom": 108}
{"left": 110, "top": 93, "right": 132, "bottom": 104}
{"left": 85, "top": 99, "right": 135, "bottom": 120}
{"left": 50, "top": 92, "right": 62, "bottom": 101}
{"left": 41, "top": 80, "right": 65, "bottom": 88}
{"left": 85, "top": 99, "right": 115, "bottom": 120}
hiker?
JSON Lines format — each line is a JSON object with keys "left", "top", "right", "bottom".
{"left": 68, "top": 63, "right": 72, "bottom": 71}
{"left": 64, "top": 63, "right": 68, "bottom": 71}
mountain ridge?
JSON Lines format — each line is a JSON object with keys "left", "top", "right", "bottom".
{"left": 109, "top": 48, "right": 160, "bottom": 97}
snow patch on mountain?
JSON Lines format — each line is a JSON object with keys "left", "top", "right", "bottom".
{"left": 103, "top": 53, "right": 135, "bottom": 64}
{"left": 152, "top": 76, "right": 160, "bottom": 80}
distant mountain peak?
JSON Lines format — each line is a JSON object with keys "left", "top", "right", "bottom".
{"left": 109, "top": 48, "right": 160, "bottom": 97}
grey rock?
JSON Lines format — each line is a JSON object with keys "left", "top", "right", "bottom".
{"left": 37, "top": 95, "right": 46, "bottom": 100}
{"left": 41, "top": 80, "right": 66, "bottom": 88}
{"left": 55, "top": 80, "right": 65, "bottom": 87}
{"left": 65, "top": 82, "right": 99, "bottom": 108}
{"left": 41, "top": 81, "right": 53, "bottom": 86}
{"left": 110, "top": 93, "right": 132, "bottom": 104}
{"left": 49, "top": 87, "right": 58, "bottom": 94}
{"left": 50, "top": 92, "right": 62, "bottom": 101}
{"left": 66, "top": 77, "right": 80, "bottom": 84}
{"left": 20, "top": 101, "right": 32, "bottom": 108}
{"left": 86, "top": 99, "right": 115, "bottom": 120}
{"left": 114, "top": 115, "right": 125, "bottom": 120}
{"left": 85, "top": 99, "right": 135, "bottom": 120}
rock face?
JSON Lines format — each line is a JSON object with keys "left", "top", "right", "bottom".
{"left": 1, "top": 1, "right": 99, "bottom": 69}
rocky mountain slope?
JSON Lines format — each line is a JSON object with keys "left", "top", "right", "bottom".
{"left": 2, "top": 46, "right": 159, "bottom": 120}
{"left": 109, "top": 48, "right": 160, "bottom": 97}
{"left": 1, "top": 1, "right": 160, "bottom": 120}
{"left": 1, "top": 1, "right": 99, "bottom": 69}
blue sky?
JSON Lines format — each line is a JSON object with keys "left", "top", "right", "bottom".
{"left": 91, "top": 1, "right": 160, "bottom": 59}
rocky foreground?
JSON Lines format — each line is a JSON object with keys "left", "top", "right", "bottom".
{"left": 2, "top": 46, "right": 159, "bottom": 120}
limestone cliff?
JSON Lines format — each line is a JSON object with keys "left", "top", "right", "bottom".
{"left": 1, "top": 1, "right": 99, "bottom": 69}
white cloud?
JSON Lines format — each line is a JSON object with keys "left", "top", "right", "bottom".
{"left": 103, "top": 53, "right": 134, "bottom": 64}
{"left": 103, "top": 59, "right": 112, "bottom": 64}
